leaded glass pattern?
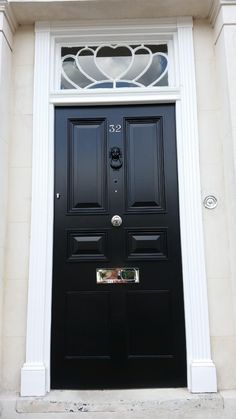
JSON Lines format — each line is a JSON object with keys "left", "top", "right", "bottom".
{"left": 61, "top": 44, "right": 168, "bottom": 89}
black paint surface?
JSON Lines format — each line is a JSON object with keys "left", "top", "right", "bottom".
{"left": 51, "top": 105, "right": 186, "bottom": 389}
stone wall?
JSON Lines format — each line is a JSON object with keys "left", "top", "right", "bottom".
{"left": 194, "top": 19, "right": 236, "bottom": 389}
{"left": 0, "top": 12, "right": 13, "bottom": 389}
{"left": 1, "top": 18, "right": 236, "bottom": 392}
{"left": 2, "top": 25, "right": 34, "bottom": 391}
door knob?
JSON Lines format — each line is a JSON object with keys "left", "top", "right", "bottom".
{"left": 111, "top": 215, "right": 122, "bottom": 227}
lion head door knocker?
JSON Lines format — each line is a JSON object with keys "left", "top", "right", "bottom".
{"left": 110, "top": 147, "right": 123, "bottom": 170}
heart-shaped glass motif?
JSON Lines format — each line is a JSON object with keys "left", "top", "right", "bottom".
{"left": 62, "top": 56, "right": 92, "bottom": 89}
{"left": 136, "top": 53, "right": 168, "bottom": 86}
{"left": 124, "top": 46, "right": 152, "bottom": 81}
{"left": 94, "top": 46, "right": 133, "bottom": 80}
{"left": 61, "top": 44, "right": 169, "bottom": 89}
{"left": 76, "top": 48, "right": 105, "bottom": 82}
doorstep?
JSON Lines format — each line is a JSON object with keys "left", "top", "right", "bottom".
{"left": 0, "top": 389, "right": 236, "bottom": 419}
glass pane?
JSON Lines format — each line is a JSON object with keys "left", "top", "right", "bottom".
{"left": 62, "top": 57, "right": 92, "bottom": 89}
{"left": 136, "top": 54, "right": 168, "bottom": 86}
{"left": 61, "top": 44, "right": 168, "bottom": 90}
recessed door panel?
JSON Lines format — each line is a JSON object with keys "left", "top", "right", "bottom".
{"left": 51, "top": 105, "right": 186, "bottom": 389}
{"left": 65, "top": 291, "right": 111, "bottom": 358}
{"left": 125, "top": 118, "right": 165, "bottom": 212}
{"left": 68, "top": 119, "right": 107, "bottom": 213}
{"left": 67, "top": 230, "right": 109, "bottom": 261}
{"left": 126, "top": 291, "right": 173, "bottom": 357}
{"left": 126, "top": 229, "right": 168, "bottom": 260}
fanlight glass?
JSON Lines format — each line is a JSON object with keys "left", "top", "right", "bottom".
{"left": 61, "top": 44, "right": 168, "bottom": 89}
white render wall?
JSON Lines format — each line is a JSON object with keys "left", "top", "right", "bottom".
{"left": 0, "top": 12, "right": 13, "bottom": 389}
{"left": 213, "top": 4, "right": 236, "bottom": 389}
{"left": 1, "top": 18, "right": 236, "bottom": 391}
{"left": 2, "top": 25, "right": 34, "bottom": 391}
{"left": 194, "top": 19, "right": 236, "bottom": 389}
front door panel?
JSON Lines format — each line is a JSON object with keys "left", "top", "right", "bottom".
{"left": 51, "top": 105, "right": 186, "bottom": 389}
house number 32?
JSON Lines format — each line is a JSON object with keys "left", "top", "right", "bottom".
{"left": 109, "top": 124, "right": 122, "bottom": 133}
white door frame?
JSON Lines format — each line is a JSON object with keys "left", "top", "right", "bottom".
{"left": 21, "top": 17, "right": 217, "bottom": 396}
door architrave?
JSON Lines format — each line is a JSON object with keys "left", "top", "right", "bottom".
{"left": 20, "top": 17, "right": 217, "bottom": 396}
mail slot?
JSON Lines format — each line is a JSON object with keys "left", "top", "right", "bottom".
{"left": 96, "top": 268, "right": 139, "bottom": 284}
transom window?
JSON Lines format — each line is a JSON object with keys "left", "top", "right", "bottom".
{"left": 61, "top": 43, "right": 169, "bottom": 90}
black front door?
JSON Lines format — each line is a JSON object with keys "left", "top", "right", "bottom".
{"left": 51, "top": 104, "right": 186, "bottom": 389}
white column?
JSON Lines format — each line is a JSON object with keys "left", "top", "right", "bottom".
{"left": 176, "top": 18, "right": 217, "bottom": 392}
{"left": 21, "top": 23, "right": 51, "bottom": 397}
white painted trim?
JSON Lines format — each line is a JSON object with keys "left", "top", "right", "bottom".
{"left": 21, "top": 18, "right": 217, "bottom": 396}
{"left": 0, "top": 1, "right": 17, "bottom": 35}
{"left": 21, "top": 24, "right": 51, "bottom": 397}
{"left": 49, "top": 89, "right": 181, "bottom": 105}
{"left": 0, "top": 4, "right": 15, "bottom": 49}
{"left": 21, "top": 363, "right": 46, "bottom": 397}
{"left": 175, "top": 23, "right": 217, "bottom": 392}
{"left": 190, "top": 361, "right": 217, "bottom": 393}
{"left": 211, "top": 0, "right": 236, "bottom": 25}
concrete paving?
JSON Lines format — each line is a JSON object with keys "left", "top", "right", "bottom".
{"left": 0, "top": 389, "right": 236, "bottom": 419}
